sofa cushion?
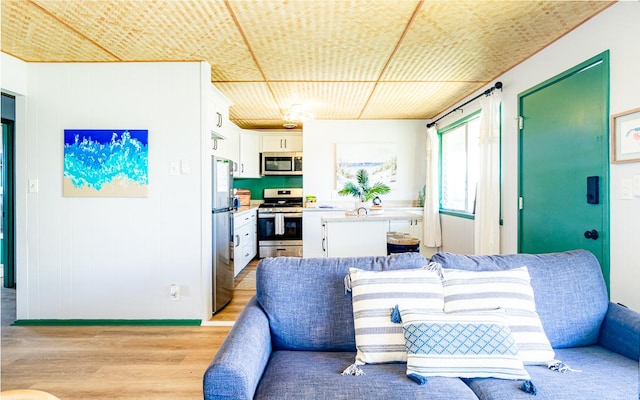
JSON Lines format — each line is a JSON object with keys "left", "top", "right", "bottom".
{"left": 441, "top": 267, "right": 555, "bottom": 364}
{"left": 399, "top": 308, "right": 530, "bottom": 381}
{"left": 462, "top": 346, "right": 639, "bottom": 400}
{"left": 256, "top": 253, "right": 428, "bottom": 351}
{"left": 348, "top": 268, "right": 444, "bottom": 364}
{"left": 430, "top": 250, "right": 608, "bottom": 348}
{"left": 254, "top": 350, "right": 480, "bottom": 400}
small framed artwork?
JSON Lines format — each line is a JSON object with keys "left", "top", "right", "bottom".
{"left": 611, "top": 108, "right": 640, "bottom": 163}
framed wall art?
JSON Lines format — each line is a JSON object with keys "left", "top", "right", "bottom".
{"left": 611, "top": 108, "right": 640, "bottom": 163}
{"left": 335, "top": 142, "right": 397, "bottom": 190}
{"left": 63, "top": 129, "right": 149, "bottom": 197}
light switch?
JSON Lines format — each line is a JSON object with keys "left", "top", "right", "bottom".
{"left": 28, "top": 179, "right": 39, "bottom": 193}
{"left": 170, "top": 161, "right": 179, "bottom": 176}
{"left": 181, "top": 160, "right": 190, "bottom": 174}
{"left": 621, "top": 178, "right": 633, "bottom": 200}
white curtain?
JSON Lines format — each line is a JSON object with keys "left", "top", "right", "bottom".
{"left": 423, "top": 125, "right": 442, "bottom": 248}
{"left": 474, "top": 91, "right": 502, "bottom": 254}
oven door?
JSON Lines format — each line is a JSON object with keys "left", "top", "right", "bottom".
{"left": 257, "top": 212, "right": 303, "bottom": 243}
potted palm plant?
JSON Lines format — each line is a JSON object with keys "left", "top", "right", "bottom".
{"left": 338, "top": 169, "right": 391, "bottom": 212}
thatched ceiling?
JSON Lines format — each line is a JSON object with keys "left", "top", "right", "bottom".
{"left": 1, "top": 0, "right": 613, "bottom": 129}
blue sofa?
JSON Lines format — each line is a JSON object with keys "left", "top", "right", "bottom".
{"left": 203, "top": 250, "right": 640, "bottom": 400}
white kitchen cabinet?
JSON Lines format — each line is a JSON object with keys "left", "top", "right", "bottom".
{"left": 209, "top": 84, "right": 231, "bottom": 140}
{"left": 389, "top": 218, "right": 422, "bottom": 238}
{"left": 302, "top": 211, "right": 333, "bottom": 258}
{"left": 211, "top": 124, "right": 238, "bottom": 163}
{"left": 233, "top": 209, "right": 257, "bottom": 276}
{"left": 237, "top": 130, "right": 260, "bottom": 178}
{"left": 261, "top": 133, "right": 302, "bottom": 152}
{"left": 324, "top": 220, "right": 388, "bottom": 257}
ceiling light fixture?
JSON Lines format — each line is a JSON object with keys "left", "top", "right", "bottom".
{"left": 283, "top": 104, "right": 313, "bottom": 128}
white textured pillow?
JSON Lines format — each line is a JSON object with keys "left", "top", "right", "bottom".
{"left": 348, "top": 268, "right": 444, "bottom": 364}
{"left": 441, "top": 267, "right": 555, "bottom": 365}
{"left": 400, "top": 308, "right": 530, "bottom": 381}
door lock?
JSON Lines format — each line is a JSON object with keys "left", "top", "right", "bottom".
{"left": 584, "top": 229, "right": 599, "bottom": 240}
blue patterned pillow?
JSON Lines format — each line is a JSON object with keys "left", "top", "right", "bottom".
{"left": 399, "top": 308, "right": 531, "bottom": 382}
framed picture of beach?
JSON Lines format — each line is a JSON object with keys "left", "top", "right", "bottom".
{"left": 63, "top": 129, "right": 149, "bottom": 197}
{"left": 611, "top": 108, "right": 640, "bottom": 164}
{"left": 335, "top": 142, "right": 397, "bottom": 190}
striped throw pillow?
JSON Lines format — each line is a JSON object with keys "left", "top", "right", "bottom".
{"left": 441, "top": 267, "right": 555, "bottom": 365}
{"left": 399, "top": 308, "right": 531, "bottom": 381}
{"left": 348, "top": 268, "right": 444, "bottom": 364}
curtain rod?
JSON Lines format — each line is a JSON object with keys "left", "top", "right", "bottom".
{"left": 426, "top": 81, "right": 503, "bottom": 128}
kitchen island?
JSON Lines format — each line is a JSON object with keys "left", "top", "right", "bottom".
{"left": 303, "top": 208, "right": 428, "bottom": 258}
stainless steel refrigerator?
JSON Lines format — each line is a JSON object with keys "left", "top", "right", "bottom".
{"left": 212, "top": 156, "right": 235, "bottom": 314}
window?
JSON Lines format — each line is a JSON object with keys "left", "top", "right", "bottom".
{"left": 440, "top": 113, "right": 481, "bottom": 215}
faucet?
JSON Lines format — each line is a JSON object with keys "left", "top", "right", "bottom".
{"left": 357, "top": 207, "right": 368, "bottom": 216}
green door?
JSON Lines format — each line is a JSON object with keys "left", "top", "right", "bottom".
{"left": 518, "top": 52, "right": 610, "bottom": 290}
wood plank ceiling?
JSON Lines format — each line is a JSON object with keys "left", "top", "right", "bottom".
{"left": 1, "top": 0, "right": 613, "bottom": 130}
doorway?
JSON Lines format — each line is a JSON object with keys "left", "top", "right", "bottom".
{"left": 1, "top": 93, "right": 16, "bottom": 289}
{"left": 518, "top": 52, "right": 610, "bottom": 290}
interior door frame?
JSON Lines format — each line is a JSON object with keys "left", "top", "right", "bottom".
{"left": 2, "top": 117, "right": 16, "bottom": 288}
{"left": 517, "top": 51, "right": 610, "bottom": 290}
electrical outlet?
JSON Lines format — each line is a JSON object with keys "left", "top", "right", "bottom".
{"left": 170, "top": 284, "right": 180, "bottom": 301}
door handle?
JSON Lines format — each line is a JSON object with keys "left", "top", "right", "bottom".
{"left": 584, "top": 229, "right": 599, "bottom": 240}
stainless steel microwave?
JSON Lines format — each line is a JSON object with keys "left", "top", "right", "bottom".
{"left": 261, "top": 152, "right": 303, "bottom": 175}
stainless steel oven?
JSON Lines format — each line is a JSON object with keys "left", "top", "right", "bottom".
{"left": 258, "top": 188, "right": 303, "bottom": 257}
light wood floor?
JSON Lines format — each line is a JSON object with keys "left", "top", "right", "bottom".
{"left": 1, "top": 260, "right": 258, "bottom": 399}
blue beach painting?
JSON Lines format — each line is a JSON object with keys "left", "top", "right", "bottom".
{"left": 63, "top": 129, "right": 149, "bottom": 197}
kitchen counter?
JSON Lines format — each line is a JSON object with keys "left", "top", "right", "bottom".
{"left": 235, "top": 205, "right": 259, "bottom": 215}
{"left": 320, "top": 209, "right": 422, "bottom": 222}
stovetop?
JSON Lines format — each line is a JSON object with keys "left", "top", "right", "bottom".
{"left": 260, "top": 202, "right": 303, "bottom": 208}
{"left": 259, "top": 188, "right": 304, "bottom": 212}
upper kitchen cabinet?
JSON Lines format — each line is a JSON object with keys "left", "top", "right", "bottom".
{"left": 212, "top": 122, "right": 238, "bottom": 162}
{"left": 261, "top": 132, "right": 302, "bottom": 152}
{"left": 208, "top": 84, "right": 231, "bottom": 140}
{"left": 238, "top": 130, "right": 260, "bottom": 178}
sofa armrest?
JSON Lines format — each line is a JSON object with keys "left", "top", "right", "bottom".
{"left": 598, "top": 302, "right": 640, "bottom": 361}
{"left": 203, "top": 297, "right": 272, "bottom": 400}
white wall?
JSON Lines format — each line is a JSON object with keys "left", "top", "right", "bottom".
{"left": 3, "top": 58, "right": 211, "bottom": 320}
{"left": 303, "top": 119, "right": 426, "bottom": 205}
{"left": 433, "top": 1, "right": 640, "bottom": 311}
{"left": 1, "top": 53, "right": 28, "bottom": 95}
